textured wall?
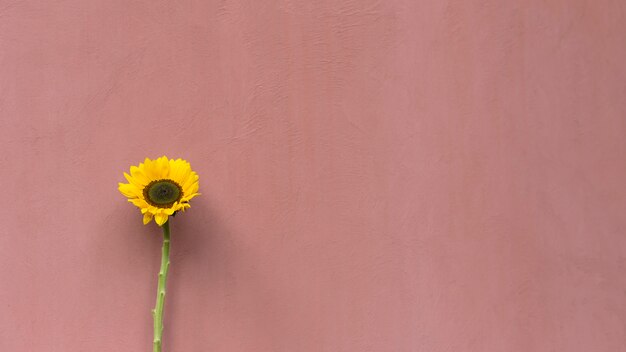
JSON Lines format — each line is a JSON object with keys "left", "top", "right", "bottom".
{"left": 1, "top": 1, "right": 625, "bottom": 351}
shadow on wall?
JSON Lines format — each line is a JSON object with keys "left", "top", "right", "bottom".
{"left": 164, "top": 198, "right": 236, "bottom": 350}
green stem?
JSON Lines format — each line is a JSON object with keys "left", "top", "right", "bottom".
{"left": 152, "top": 221, "right": 171, "bottom": 352}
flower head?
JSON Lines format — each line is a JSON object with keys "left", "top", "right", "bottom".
{"left": 119, "top": 156, "right": 199, "bottom": 226}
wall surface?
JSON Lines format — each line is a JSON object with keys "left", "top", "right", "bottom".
{"left": 1, "top": 1, "right": 625, "bottom": 351}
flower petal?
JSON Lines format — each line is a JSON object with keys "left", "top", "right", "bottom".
{"left": 182, "top": 173, "right": 199, "bottom": 194}
{"left": 130, "top": 166, "right": 151, "bottom": 185}
{"left": 118, "top": 183, "right": 141, "bottom": 198}
{"left": 143, "top": 213, "right": 153, "bottom": 225}
{"left": 170, "top": 159, "right": 191, "bottom": 186}
{"left": 154, "top": 213, "right": 168, "bottom": 226}
{"left": 156, "top": 156, "right": 170, "bottom": 178}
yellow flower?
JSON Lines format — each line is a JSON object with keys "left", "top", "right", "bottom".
{"left": 118, "top": 156, "right": 200, "bottom": 226}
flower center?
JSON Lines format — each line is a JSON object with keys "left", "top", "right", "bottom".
{"left": 143, "top": 179, "right": 183, "bottom": 208}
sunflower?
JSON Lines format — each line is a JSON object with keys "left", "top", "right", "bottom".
{"left": 118, "top": 156, "right": 199, "bottom": 226}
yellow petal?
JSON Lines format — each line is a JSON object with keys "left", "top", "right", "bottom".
{"left": 163, "top": 207, "right": 176, "bottom": 215}
{"left": 168, "top": 158, "right": 180, "bottom": 180}
{"left": 124, "top": 172, "right": 146, "bottom": 188}
{"left": 154, "top": 213, "right": 168, "bottom": 226}
{"left": 170, "top": 159, "right": 191, "bottom": 185}
{"left": 130, "top": 166, "right": 151, "bottom": 184}
{"left": 129, "top": 198, "right": 149, "bottom": 210}
{"left": 155, "top": 156, "right": 170, "bottom": 178}
{"left": 147, "top": 206, "right": 159, "bottom": 215}
{"left": 143, "top": 213, "right": 153, "bottom": 225}
{"left": 182, "top": 173, "right": 199, "bottom": 193}
{"left": 184, "top": 181, "right": 199, "bottom": 197}
{"left": 141, "top": 158, "right": 159, "bottom": 180}
{"left": 182, "top": 192, "right": 200, "bottom": 202}
{"left": 118, "top": 183, "right": 141, "bottom": 198}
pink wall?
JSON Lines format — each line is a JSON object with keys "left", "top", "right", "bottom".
{"left": 1, "top": 1, "right": 625, "bottom": 351}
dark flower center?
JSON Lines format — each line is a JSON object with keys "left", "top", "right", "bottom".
{"left": 143, "top": 179, "right": 183, "bottom": 208}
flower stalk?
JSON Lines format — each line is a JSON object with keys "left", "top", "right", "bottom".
{"left": 152, "top": 220, "right": 171, "bottom": 352}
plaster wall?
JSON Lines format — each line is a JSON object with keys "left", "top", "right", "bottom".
{"left": 1, "top": 1, "right": 625, "bottom": 351}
